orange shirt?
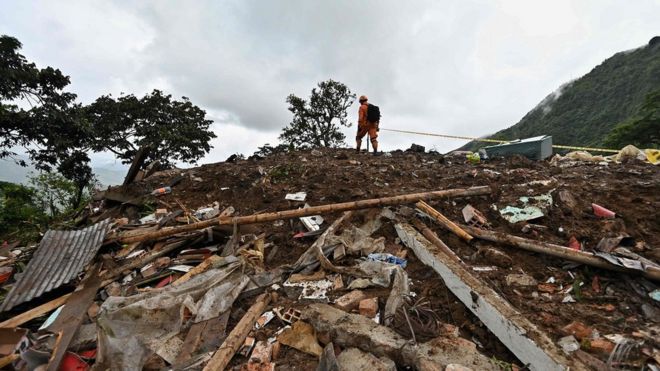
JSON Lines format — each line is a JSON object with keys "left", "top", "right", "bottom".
{"left": 358, "top": 103, "right": 368, "bottom": 126}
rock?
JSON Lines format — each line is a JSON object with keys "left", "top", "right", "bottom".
{"left": 557, "top": 335, "right": 580, "bottom": 354}
{"left": 641, "top": 303, "right": 660, "bottom": 322}
{"left": 557, "top": 189, "right": 578, "bottom": 211}
{"left": 335, "top": 290, "right": 367, "bottom": 311}
{"left": 318, "top": 342, "right": 340, "bottom": 371}
{"left": 311, "top": 149, "right": 323, "bottom": 157}
{"left": 359, "top": 298, "right": 379, "bottom": 318}
{"left": 505, "top": 274, "right": 538, "bottom": 287}
{"left": 336, "top": 348, "right": 396, "bottom": 371}
{"left": 302, "top": 303, "right": 497, "bottom": 370}
{"left": 445, "top": 365, "right": 474, "bottom": 371}
{"left": 155, "top": 208, "right": 168, "bottom": 218}
{"left": 561, "top": 321, "right": 593, "bottom": 340}
{"left": 480, "top": 247, "right": 512, "bottom": 268}
{"left": 106, "top": 282, "right": 122, "bottom": 297}
{"left": 407, "top": 144, "right": 425, "bottom": 153}
{"left": 87, "top": 302, "right": 100, "bottom": 319}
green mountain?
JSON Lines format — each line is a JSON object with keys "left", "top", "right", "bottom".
{"left": 464, "top": 36, "right": 660, "bottom": 151}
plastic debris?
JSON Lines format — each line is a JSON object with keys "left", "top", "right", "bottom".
{"left": 283, "top": 278, "right": 333, "bottom": 301}
{"left": 151, "top": 186, "right": 172, "bottom": 196}
{"left": 285, "top": 192, "right": 307, "bottom": 201}
{"left": 255, "top": 311, "right": 275, "bottom": 330}
{"left": 499, "top": 192, "right": 553, "bottom": 223}
{"left": 649, "top": 289, "right": 660, "bottom": 302}
{"left": 367, "top": 253, "right": 408, "bottom": 268}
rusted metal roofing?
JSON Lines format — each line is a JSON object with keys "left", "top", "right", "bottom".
{"left": 0, "top": 219, "right": 111, "bottom": 312}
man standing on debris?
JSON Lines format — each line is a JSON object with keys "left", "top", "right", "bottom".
{"left": 356, "top": 95, "right": 381, "bottom": 154}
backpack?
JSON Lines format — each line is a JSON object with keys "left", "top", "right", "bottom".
{"left": 367, "top": 103, "right": 381, "bottom": 122}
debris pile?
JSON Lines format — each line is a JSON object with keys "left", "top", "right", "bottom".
{"left": 1, "top": 147, "right": 659, "bottom": 370}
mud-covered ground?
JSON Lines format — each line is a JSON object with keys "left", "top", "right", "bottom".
{"left": 121, "top": 148, "right": 658, "bottom": 368}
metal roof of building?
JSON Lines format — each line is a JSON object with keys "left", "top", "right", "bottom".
{"left": 0, "top": 220, "right": 111, "bottom": 312}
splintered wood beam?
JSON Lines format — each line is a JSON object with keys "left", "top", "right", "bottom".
{"left": 203, "top": 293, "right": 271, "bottom": 371}
{"left": 119, "top": 186, "right": 491, "bottom": 243}
{"left": 46, "top": 265, "right": 102, "bottom": 371}
{"left": 395, "top": 223, "right": 588, "bottom": 371}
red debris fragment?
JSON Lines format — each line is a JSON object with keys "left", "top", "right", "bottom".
{"left": 591, "top": 276, "right": 601, "bottom": 293}
{"left": 592, "top": 203, "right": 615, "bottom": 218}
{"left": 155, "top": 275, "right": 174, "bottom": 288}
{"left": 567, "top": 236, "right": 581, "bottom": 250}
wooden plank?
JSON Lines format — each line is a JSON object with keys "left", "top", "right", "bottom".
{"left": 46, "top": 265, "right": 102, "bottom": 371}
{"left": 395, "top": 223, "right": 588, "bottom": 371}
{"left": 173, "top": 255, "right": 224, "bottom": 286}
{"left": 203, "top": 293, "right": 271, "bottom": 371}
{"left": 0, "top": 293, "right": 72, "bottom": 328}
{"left": 174, "top": 312, "right": 229, "bottom": 367}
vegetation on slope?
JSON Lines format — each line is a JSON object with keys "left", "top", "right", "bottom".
{"left": 464, "top": 37, "right": 660, "bottom": 151}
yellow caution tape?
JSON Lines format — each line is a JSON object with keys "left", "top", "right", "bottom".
{"left": 381, "top": 128, "right": 621, "bottom": 154}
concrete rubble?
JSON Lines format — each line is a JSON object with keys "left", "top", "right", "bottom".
{"left": 0, "top": 147, "right": 658, "bottom": 370}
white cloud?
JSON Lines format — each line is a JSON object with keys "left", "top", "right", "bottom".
{"left": 1, "top": 0, "right": 658, "bottom": 164}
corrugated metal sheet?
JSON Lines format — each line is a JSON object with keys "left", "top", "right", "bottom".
{"left": 0, "top": 220, "right": 111, "bottom": 312}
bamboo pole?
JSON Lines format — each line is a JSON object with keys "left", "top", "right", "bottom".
{"left": 462, "top": 225, "right": 660, "bottom": 281}
{"left": 120, "top": 186, "right": 491, "bottom": 244}
{"left": 412, "top": 219, "right": 461, "bottom": 262}
{"left": 203, "top": 293, "right": 271, "bottom": 371}
{"left": 416, "top": 201, "right": 473, "bottom": 243}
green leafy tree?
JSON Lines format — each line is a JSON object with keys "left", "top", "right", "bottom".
{"left": 29, "top": 172, "right": 96, "bottom": 217}
{"left": 604, "top": 90, "right": 660, "bottom": 149}
{"left": 0, "top": 35, "right": 94, "bottom": 205}
{"left": 0, "top": 181, "right": 46, "bottom": 239}
{"left": 252, "top": 143, "right": 290, "bottom": 158}
{"left": 84, "top": 89, "right": 216, "bottom": 169}
{"left": 279, "top": 80, "right": 356, "bottom": 149}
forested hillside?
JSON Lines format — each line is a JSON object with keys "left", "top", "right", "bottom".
{"left": 463, "top": 36, "right": 660, "bottom": 150}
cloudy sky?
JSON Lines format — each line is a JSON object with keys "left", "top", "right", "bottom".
{"left": 1, "top": 0, "right": 658, "bottom": 170}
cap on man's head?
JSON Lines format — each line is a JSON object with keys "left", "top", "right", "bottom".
{"left": 359, "top": 95, "right": 368, "bottom": 102}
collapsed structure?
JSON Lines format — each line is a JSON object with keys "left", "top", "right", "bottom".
{"left": 0, "top": 146, "right": 658, "bottom": 370}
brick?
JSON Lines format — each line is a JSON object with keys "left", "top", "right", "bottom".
{"left": 537, "top": 283, "right": 557, "bottom": 293}
{"left": 588, "top": 338, "right": 615, "bottom": 355}
{"left": 359, "top": 298, "right": 378, "bottom": 318}
{"left": 335, "top": 290, "right": 367, "bottom": 311}
{"left": 271, "top": 341, "right": 281, "bottom": 360}
{"left": 249, "top": 341, "right": 273, "bottom": 363}
{"left": 561, "top": 321, "right": 592, "bottom": 340}
{"left": 332, "top": 275, "right": 344, "bottom": 290}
